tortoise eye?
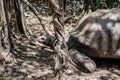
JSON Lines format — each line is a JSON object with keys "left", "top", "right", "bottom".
{"left": 41, "top": 37, "right": 45, "bottom": 40}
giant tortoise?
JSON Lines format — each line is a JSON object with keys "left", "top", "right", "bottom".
{"left": 37, "top": 8, "right": 120, "bottom": 72}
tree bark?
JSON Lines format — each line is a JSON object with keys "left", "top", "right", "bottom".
{"left": 49, "top": 0, "right": 70, "bottom": 71}
{"left": 14, "top": 0, "right": 28, "bottom": 37}
{"left": 0, "top": 0, "right": 13, "bottom": 61}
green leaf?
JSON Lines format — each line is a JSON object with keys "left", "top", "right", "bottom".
{"left": 2, "top": 77, "right": 10, "bottom": 80}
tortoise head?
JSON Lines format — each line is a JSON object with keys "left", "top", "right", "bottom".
{"left": 37, "top": 35, "right": 55, "bottom": 48}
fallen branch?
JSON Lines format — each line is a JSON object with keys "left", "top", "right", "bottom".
{"left": 22, "top": 0, "right": 53, "bottom": 36}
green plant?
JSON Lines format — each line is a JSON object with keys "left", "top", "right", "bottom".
{"left": 17, "top": 34, "right": 24, "bottom": 39}
{"left": 26, "top": 25, "right": 33, "bottom": 35}
{"left": 2, "top": 77, "right": 10, "bottom": 80}
{"left": 95, "top": 0, "right": 119, "bottom": 9}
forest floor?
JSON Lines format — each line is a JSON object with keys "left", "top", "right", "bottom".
{"left": 0, "top": 8, "right": 120, "bottom": 80}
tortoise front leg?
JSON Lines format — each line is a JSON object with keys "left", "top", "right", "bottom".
{"left": 69, "top": 49, "right": 96, "bottom": 73}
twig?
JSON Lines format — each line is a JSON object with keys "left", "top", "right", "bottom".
{"left": 22, "top": 0, "right": 53, "bottom": 36}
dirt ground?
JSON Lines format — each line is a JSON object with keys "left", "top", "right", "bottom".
{"left": 0, "top": 11, "right": 120, "bottom": 80}
{"left": 0, "top": 37, "right": 120, "bottom": 80}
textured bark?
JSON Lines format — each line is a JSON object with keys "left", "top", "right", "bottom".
{"left": 49, "top": 0, "right": 72, "bottom": 73}
{"left": 14, "top": 0, "right": 27, "bottom": 37}
{"left": 0, "top": 0, "right": 13, "bottom": 61}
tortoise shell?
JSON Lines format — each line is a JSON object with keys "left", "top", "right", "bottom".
{"left": 70, "top": 8, "right": 120, "bottom": 58}
{"left": 37, "top": 8, "right": 120, "bottom": 72}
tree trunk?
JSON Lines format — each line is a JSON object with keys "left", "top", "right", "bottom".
{"left": 0, "top": 0, "right": 26, "bottom": 61}
{"left": 14, "top": 0, "right": 28, "bottom": 37}
{"left": 0, "top": 0, "right": 13, "bottom": 61}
